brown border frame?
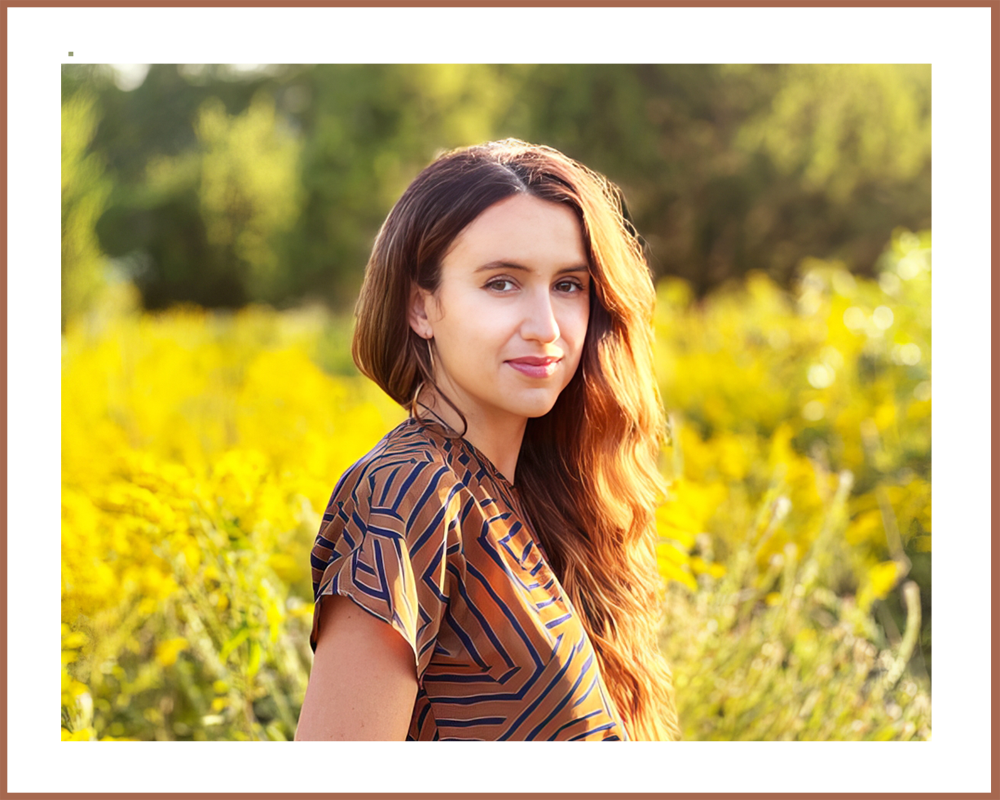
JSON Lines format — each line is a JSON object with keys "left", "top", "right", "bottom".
{"left": 13, "top": 7, "right": 984, "bottom": 797}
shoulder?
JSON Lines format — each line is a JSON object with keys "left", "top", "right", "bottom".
{"left": 327, "top": 418, "right": 467, "bottom": 524}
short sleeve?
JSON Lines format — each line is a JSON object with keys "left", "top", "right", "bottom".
{"left": 309, "top": 460, "right": 459, "bottom": 682}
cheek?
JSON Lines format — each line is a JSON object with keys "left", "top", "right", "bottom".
{"left": 435, "top": 309, "right": 506, "bottom": 363}
{"left": 566, "top": 303, "right": 591, "bottom": 347}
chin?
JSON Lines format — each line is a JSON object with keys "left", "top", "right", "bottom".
{"left": 513, "top": 396, "right": 561, "bottom": 420}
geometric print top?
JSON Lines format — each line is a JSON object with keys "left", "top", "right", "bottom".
{"left": 310, "top": 416, "right": 629, "bottom": 741}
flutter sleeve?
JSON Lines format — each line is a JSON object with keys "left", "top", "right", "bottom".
{"left": 309, "top": 459, "right": 460, "bottom": 681}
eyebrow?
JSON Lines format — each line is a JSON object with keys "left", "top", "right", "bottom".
{"left": 474, "top": 260, "right": 590, "bottom": 275}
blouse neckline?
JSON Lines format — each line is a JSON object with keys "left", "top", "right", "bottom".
{"left": 407, "top": 415, "right": 517, "bottom": 490}
{"left": 407, "top": 415, "right": 556, "bottom": 597}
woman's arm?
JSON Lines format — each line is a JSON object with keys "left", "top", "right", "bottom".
{"left": 295, "top": 594, "right": 418, "bottom": 741}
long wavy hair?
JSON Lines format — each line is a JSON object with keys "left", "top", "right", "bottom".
{"left": 352, "top": 139, "right": 680, "bottom": 741}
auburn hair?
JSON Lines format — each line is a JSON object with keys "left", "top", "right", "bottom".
{"left": 352, "top": 139, "right": 680, "bottom": 741}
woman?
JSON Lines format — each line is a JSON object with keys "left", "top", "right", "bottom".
{"left": 296, "top": 139, "right": 680, "bottom": 741}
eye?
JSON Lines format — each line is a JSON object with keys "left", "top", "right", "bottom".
{"left": 554, "top": 278, "right": 586, "bottom": 294}
{"left": 485, "top": 278, "right": 517, "bottom": 293}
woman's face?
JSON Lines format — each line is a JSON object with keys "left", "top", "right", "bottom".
{"left": 409, "top": 192, "right": 591, "bottom": 437}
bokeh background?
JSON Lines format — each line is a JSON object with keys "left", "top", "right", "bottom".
{"left": 61, "top": 63, "right": 931, "bottom": 741}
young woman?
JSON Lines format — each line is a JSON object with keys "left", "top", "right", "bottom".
{"left": 296, "top": 140, "right": 680, "bottom": 741}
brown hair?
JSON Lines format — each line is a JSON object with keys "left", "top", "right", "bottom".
{"left": 353, "top": 139, "right": 680, "bottom": 740}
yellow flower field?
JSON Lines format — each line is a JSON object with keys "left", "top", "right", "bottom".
{"left": 61, "top": 231, "right": 931, "bottom": 741}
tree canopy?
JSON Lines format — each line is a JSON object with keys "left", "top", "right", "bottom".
{"left": 62, "top": 64, "right": 931, "bottom": 318}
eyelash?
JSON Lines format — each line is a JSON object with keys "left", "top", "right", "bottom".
{"left": 484, "top": 277, "right": 587, "bottom": 294}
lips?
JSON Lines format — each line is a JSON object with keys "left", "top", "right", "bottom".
{"left": 509, "top": 356, "right": 559, "bottom": 366}
{"left": 505, "top": 356, "right": 562, "bottom": 379}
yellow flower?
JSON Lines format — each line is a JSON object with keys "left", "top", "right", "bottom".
{"left": 869, "top": 561, "right": 900, "bottom": 596}
{"left": 691, "top": 556, "right": 726, "bottom": 580}
{"left": 267, "top": 553, "right": 300, "bottom": 584}
{"left": 656, "top": 549, "right": 697, "bottom": 591}
{"left": 155, "top": 637, "right": 189, "bottom": 667}
{"left": 858, "top": 561, "right": 901, "bottom": 611}
{"left": 182, "top": 542, "right": 202, "bottom": 572}
{"left": 846, "top": 509, "right": 884, "bottom": 546}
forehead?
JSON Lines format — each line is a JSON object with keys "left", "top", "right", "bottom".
{"left": 442, "top": 194, "right": 588, "bottom": 271}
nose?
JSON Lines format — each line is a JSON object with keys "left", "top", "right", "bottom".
{"left": 520, "top": 288, "right": 560, "bottom": 344}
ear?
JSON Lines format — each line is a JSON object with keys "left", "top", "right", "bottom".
{"left": 408, "top": 284, "right": 435, "bottom": 340}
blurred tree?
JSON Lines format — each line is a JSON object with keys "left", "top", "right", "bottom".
{"left": 87, "top": 64, "right": 518, "bottom": 308}
{"left": 65, "top": 64, "right": 931, "bottom": 318}
{"left": 77, "top": 65, "right": 276, "bottom": 309}
{"left": 61, "top": 90, "right": 111, "bottom": 329}
{"left": 280, "top": 63, "right": 517, "bottom": 302}
{"left": 195, "top": 93, "right": 302, "bottom": 302}
{"left": 499, "top": 64, "right": 931, "bottom": 297}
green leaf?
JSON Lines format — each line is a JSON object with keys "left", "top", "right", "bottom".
{"left": 219, "top": 625, "right": 249, "bottom": 663}
{"left": 247, "top": 639, "right": 262, "bottom": 678}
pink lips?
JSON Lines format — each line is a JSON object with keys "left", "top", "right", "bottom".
{"left": 506, "top": 356, "right": 561, "bottom": 379}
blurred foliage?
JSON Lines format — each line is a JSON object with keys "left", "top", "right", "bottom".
{"left": 652, "top": 230, "right": 931, "bottom": 739}
{"left": 62, "top": 302, "right": 403, "bottom": 740}
{"left": 656, "top": 230, "right": 931, "bottom": 610}
{"left": 65, "top": 64, "right": 527, "bottom": 311}
{"left": 61, "top": 233, "right": 930, "bottom": 741}
{"left": 62, "top": 91, "right": 112, "bottom": 329}
{"left": 661, "top": 537, "right": 930, "bottom": 741}
{"left": 498, "top": 64, "right": 930, "bottom": 298}
{"left": 88, "top": 87, "right": 303, "bottom": 309}
{"left": 61, "top": 64, "right": 930, "bottom": 319}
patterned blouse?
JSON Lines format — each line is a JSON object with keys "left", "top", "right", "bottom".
{"left": 309, "top": 416, "right": 628, "bottom": 741}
